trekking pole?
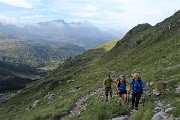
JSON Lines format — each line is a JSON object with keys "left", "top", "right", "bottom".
{"left": 127, "top": 91, "right": 130, "bottom": 104}
{"left": 142, "top": 90, "right": 146, "bottom": 107}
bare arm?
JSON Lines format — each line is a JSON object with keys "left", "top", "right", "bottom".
{"left": 129, "top": 84, "right": 132, "bottom": 91}
{"left": 115, "top": 81, "right": 119, "bottom": 91}
{"left": 103, "top": 80, "right": 106, "bottom": 86}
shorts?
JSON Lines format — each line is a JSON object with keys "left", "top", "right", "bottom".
{"left": 118, "top": 90, "right": 127, "bottom": 95}
{"left": 105, "top": 87, "right": 112, "bottom": 96}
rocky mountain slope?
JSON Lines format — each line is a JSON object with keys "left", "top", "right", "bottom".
{"left": 0, "top": 11, "right": 179, "bottom": 120}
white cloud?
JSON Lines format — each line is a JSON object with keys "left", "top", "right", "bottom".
{"left": 20, "top": 14, "right": 44, "bottom": 19}
{"left": 0, "top": 0, "right": 32, "bottom": 8}
{"left": 0, "top": 15, "right": 26, "bottom": 27}
{"left": 0, "top": 0, "right": 179, "bottom": 31}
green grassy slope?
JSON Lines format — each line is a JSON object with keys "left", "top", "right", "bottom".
{"left": 0, "top": 11, "right": 180, "bottom": 120}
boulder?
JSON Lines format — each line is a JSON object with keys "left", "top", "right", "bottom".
{"left": 151, "top": 112, "right": 167, "bottom": 120}
{"left": 150, "top": 81, "right": 154, "bottom": 86}
{"left": 155, "top": 92, "right": 161, "bottom": 96}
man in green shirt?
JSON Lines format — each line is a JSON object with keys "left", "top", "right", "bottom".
{"left": 103, "top": 75, "right": 114, "bottom": 101}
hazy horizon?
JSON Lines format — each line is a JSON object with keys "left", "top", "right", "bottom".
{"left": 0, "top": 0, "right": 179, "bottom": 34}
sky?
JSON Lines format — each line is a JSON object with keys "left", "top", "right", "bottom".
{"left": 0, "top": 0, "right": 179, "bottom": 33}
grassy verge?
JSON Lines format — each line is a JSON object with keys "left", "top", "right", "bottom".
{"left": 64, "top": 93, "right": 131, "bottom": 120}
{"left": 133, "top": 96, "right": 154, "bottom": 120}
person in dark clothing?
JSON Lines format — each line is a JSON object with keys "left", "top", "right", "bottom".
{"left": 129, "top": 73, "right": 147, "bottom": 110}
{"left": 103, "top": 75, "right": 115, "bottom": 101}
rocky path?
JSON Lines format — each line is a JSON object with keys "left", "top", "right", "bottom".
{"left": 67, "top": 87, "right": 104, "bottom": 118}
{"left": 49, "top": 87, "right": 104, "bottom": 120}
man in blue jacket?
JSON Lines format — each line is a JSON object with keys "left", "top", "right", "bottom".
{"left": 129, "top": 73, "right": 147, "bottom": 110}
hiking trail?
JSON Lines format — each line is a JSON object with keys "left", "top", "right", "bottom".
{"left": 49, "top": 88, "right": 104, "bottom": 120}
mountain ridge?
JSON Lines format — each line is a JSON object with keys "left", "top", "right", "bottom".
{"left": 0, "top": 20, "right": 116, "bottom": 49}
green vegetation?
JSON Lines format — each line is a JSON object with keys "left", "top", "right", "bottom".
{"left": 0, "top": 32, "right": 85, "bottom": 68}
{"left": 133, "top": 96, "right": 154, "bottom": 120}
{"left": 96, "top": 40, "right": 118, "bottom": 51}
{"left": 65, "top": 94, "right": 130, "bottom": 120}
{"left": 0, "top": 11, "right": 180, "bottom": 120}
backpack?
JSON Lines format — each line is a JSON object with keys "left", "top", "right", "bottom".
{"left": 117, "top": 79, "right": 126, "bottom": 91}
{"left": 132, "top": 79, "right": 143, "bottom": 93}
{"left": 117, "top": 79, "right": 126, "bottom": 86}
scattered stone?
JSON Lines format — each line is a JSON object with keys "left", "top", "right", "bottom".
{"left": 166, "top": 104, "right": 171, "bottom": 108}
{"left": 154, "top": 107, "right": 162, "bottom": 113}
{"left": 59, "top": 81, "right": 63, "bottom": 85}
{"left": 32, "top": 100, "right": 41, "bottom": 108}
{"left": 157, "top": 102, "right": 163, "bottom": 107}
{"left": 152, "top": 89, "right": 161, "bottom": 96}
{"left": 167, "top": 64, "right": 180, "bottom": 70}
{"left": 174, "top": 85, "right": 180, "bottom": 93}
{"left": 112, "top": 115, "right": 128, "bottom": 120}
{"left": 57, "top": 90, "right": 63, "bottom": 95}
{"left": 69, "top": 86, "right": 82, "bottom": 93}
{"left": 150, "top": 81, "right": 154, "bottom": 86}
{"left": 165, "top": 107, "right": 175, "bottom": 113}
{"left": 67, "top": 80, "right": 75, "bottom": 83}
{"left": 155, "top": 92, "right": 161, "bottom": 96}
{"left": 75, "top": 86, "right": 82, "bottom": 89}
{"left": 151, "top": 112, "right": 167, "bottom": 120}
{"left": 44, "top": 92, "right": 55, "bottom": 100}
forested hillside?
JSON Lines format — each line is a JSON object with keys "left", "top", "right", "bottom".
{"left": 0, "top": 32, "right": 85, "bottom": 68}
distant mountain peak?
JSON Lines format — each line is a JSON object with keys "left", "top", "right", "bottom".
{"left": 52, "top": 19, "right": 65, "bottom": 23}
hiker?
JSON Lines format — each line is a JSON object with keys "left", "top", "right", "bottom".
{"left": 116, "top": 74, "right": 129, "bottom": 105}
{"left": 129, "top": 73, "right": 147, "bottom": 110}
{"left": 103, "top": 75, "right": 114, "bottom": 101}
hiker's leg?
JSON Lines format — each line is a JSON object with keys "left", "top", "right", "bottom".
{"left": 135, "top": 93, "right": 142, "bottom": 108}
{"left": 110, "top": 88, "right": 112, "bottom": 98}
{"left": 118, "top": 94, "right": 122, "bottom": 105}
{"left": 123, "top": 94, "right": 127, "bottom": 104}
{"left": 105, "top": 87, "right": 108, "bottom": 101}
{"left": 132, "top": 92, "right": 136, "bottom": 107}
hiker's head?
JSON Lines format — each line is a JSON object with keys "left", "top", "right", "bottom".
{"left": 134, "top": 73, "right": 141, "bottom": 81}
{"left": 120, "top": 74, "right": 125, "bottom": 80}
